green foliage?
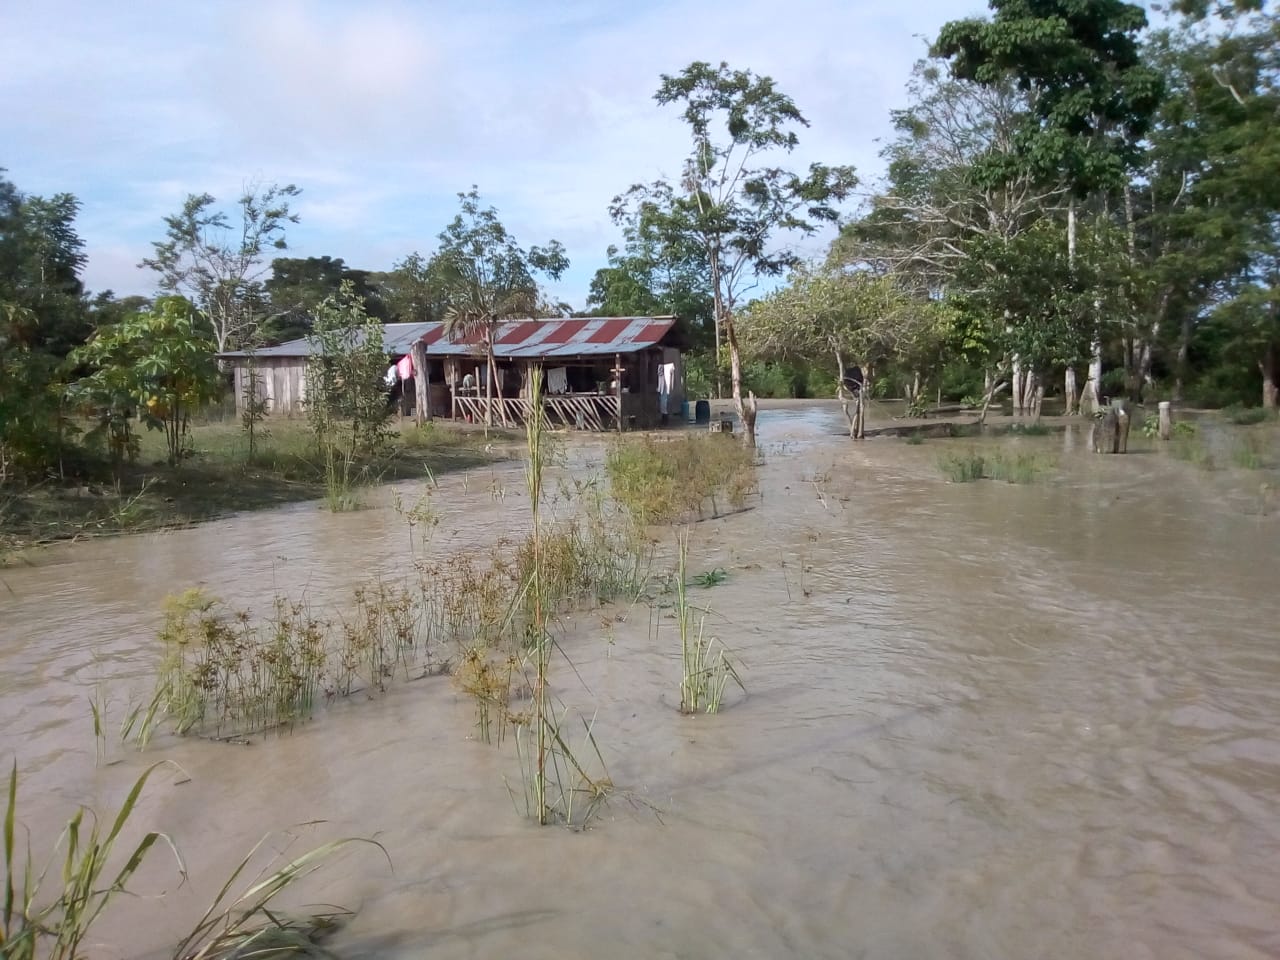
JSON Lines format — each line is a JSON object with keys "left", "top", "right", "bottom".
{"left": 690, "top": 567, "right": 728, "bottom": 588}
{"left": 938, "top": 448, "right": 1053, "bottom": 483}
{"left": 305, "top": 281, "right": 393, "bottom": 478}
{"left": 263, "top": 255, "right": 387, "bottom": 342}
{"left": 934, "top": 0, "right": 1163, "bottom": 197}
{"left": 673, "top": 534, "right": 743, "bottom": 715}
{"left": 2, "top": 761, "right": 183, "bottom": 960}
{"left": 140, "top": 182, "right": 301, "bottom": 351}
{"left": 67, "top": 298, "right": 222, "bottom": 469}
{"left": 605, "top": 434, "right": 757, "bottom": 525}
{"left": 613, "top": 61, "right": 856, "bottom": 412}
{"left": 1224, "top": 405, "right": 1274, "bottom": 426}
{"left": 1232, "top": 435, "right": 1266, "bottom": 469}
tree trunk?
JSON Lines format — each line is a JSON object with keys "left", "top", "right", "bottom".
{"left": 1064, "top": 367, "right": 1079, "bottom": 416}
{"left": 724, "top": 316, "right": 757, "bottom": 446}
{"left": 412, "top": 342, "right": 431, "bottom": 425}
{"left": 1262, "top": 343, "right": 1278, "bottom": 410}
{"left": 1175, "top": 312, "right": 1192, "bottom": 402}
{"left": 711, "top": 254, "right": 724, "bottom": 400}
{"left": 1082, "top": 340, "right": 1102, "bottom": 414}
{"left": 1011, "top": 357, "right": 1024, "bottom": 416}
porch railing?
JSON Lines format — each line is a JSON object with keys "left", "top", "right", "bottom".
{"left": 452, "top": 394, "right": 622, "bottom": 431}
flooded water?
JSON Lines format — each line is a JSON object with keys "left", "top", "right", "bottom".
{"left": 2, "top": 405, "right": 1278, "bottom": 959}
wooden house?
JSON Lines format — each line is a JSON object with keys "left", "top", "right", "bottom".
{"left": 219, "top": 317, "right": 684, "bottom": 431}
{"left": 416, "top": 316, "right": 684, "bottom": 430}
{"left": 218, "top": 322, "right": 440, "bottom": 417}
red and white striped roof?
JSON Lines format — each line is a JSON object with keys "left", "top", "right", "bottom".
{"left": 417, "top": 316, "right": 676, "bottom": 359}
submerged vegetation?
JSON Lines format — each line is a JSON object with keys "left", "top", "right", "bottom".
{"left": 605, "top": 433, "right": 758, "bottom": 525}
{"left": 672, "top": 535, "right": 743, "bottom": 715}
{"left": 2, "top": 762, "right": 383, "bottom": 959}
{"left": 937, "top": 449, "right": 1055, "bottom": 484}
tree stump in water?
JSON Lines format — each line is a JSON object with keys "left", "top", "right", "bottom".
{"left": 1092, "top": 400, "right": 1132, "bottom": 453}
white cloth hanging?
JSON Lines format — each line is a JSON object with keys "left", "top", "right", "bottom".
{"left": 546, "top": 366, "right": 568, "bottom": 394}
{"left": 384, "top": 365, "right": 398, "bottom": 388}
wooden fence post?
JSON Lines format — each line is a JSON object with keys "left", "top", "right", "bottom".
{"left": 1158, "top": 401, "right": 1171, "bottom": 441}
{"left": 412, "top": 341, "right": 431, "bottom": 425}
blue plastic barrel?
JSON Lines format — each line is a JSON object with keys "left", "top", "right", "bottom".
{"left": 694, "top": 399, "right": 711, "bottom": 424}
{"left": 680, "top": 400, "right": 691, "bottom": 422}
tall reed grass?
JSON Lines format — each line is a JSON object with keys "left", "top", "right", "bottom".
{"left": 671, "top": 533, "right": 743, "bottom": 715}
{"left": 2, "top": 760, "right": 384, "bottom": 959}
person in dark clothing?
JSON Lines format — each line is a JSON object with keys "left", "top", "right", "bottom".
{"left": 840, "top": 365, "right": 864, "bottom": 397}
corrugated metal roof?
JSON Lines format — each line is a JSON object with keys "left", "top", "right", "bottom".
{"left": 219, "top": 322, "right": 438, "bottom": 359}
{"left": 421, "top": 316, "right": 676, "bottom": 358}
{"left": 219, "top": 318, "right": 675, "bottom": 360}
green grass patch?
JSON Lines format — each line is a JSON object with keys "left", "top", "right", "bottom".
{"left": 1223, "top": 405, "right": 1274, "bottom": 426}
{"left": 1232, "top": 434, "right": 1268, "bottom": 470}
{"left": 0, "top": 419, "right": 495, "bottom": 547}
{"left": 605, "top": 433, "right": 758, "bottom": 525}
{"left": 938, "top": 449, "right": 1054, "bottom": 484}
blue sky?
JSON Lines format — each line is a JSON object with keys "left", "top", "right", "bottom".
{"left": 1, "top": 0, "right": 984, "bottom": 310}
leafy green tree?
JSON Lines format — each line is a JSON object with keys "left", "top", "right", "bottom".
{"left": 141, "top": 182, "right": 301, "bottom": 351}
{"left": 305, "top": 281, "right": 392, "bottom": 463}
{"left": 372, "top": 252, "right": 449, "bottom": 323}
{"left": 0, "top": 171, "right": 93, "bottom": 479}
{"left": 264, "top": 255, "right": 386, "bottom": 342}
{"left": 935, "top": 0, "right": 1164, "bottom": 410}
{"left": 613, "top": 61, "right": 857, "bottom": 444}
{"left": 587, "top": 221, "right": 713, "bottom": 347}
{"left": 433, "top": 187, "right": 569, "bottom": 425}
{"left": 1162, "top": 0, "right": 1280, "bottom": 408}
{"left": 67, "top": 298, "right": 222, "bottom": 468}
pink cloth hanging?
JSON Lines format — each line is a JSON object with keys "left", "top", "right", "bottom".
{"left": 396, "top": 354, "right": 414, "bottom": 380}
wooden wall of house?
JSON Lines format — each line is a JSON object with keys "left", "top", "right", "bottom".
{"left": 231, "top": 358, "right": 308, "bottom": 416}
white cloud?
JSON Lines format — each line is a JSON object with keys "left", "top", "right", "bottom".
{"left": 1, "top": 0, "right": 983, "bottom": 306}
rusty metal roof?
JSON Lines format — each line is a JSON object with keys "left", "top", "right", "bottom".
{"left": 218, "top": 317, "right": 676, "bottom": 361}
{"left": 419, "top": 316, "right": 676, "bottom": 359}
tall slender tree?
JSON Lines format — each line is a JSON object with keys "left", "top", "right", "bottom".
{"left": 612, "top": 61, "right": 857, "bottom": 445}
{"left": 433, "top": 188, "right": 568, "bottom": 425}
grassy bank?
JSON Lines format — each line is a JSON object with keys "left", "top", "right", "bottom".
{"left": 0, "top": 418, "right": 503, "bottom": 553}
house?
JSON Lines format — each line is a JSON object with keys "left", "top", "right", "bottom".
{"left": 218, "top": 317, "right": 685, "bottom": 430}
{"left": 217, "top": 322, "right": 436, "bottom": 417}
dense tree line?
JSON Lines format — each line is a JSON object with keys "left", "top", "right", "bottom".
{"left": 735, "top": 0, "right": 1280, "bottom": 417}
{"left": 4, "top": 0, "right": 1276, "bottom": 483}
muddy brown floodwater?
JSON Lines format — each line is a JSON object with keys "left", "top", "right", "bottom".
{"left": 2, "top": 405, "right": 1278, "bottom": 959}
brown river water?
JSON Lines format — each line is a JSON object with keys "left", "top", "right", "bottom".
{"left": 2, "top": 405, "right": 1278, "bottom": 959}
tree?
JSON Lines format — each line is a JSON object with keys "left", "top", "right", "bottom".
{"left": 305, "top": 282, "right": 393, "bottom": 494}
{"left": 1161, "top": 0, "right": 1280, "bottom": 408}
{"left": 373, "top": 252, "right": 449, "bottom": 323}
{"left": 67, "top": 298, "right": 221, "bottom": 468}
{"left": 742, "top": 268, "right": 937, "bottom": 436}
{"left": 587, "top": 219, "right": 713, "bottom": 348}
{"left": 141, "top": 182, "right": 301, "bottom": 352}
{"left": 0, "top": 172, "right": 92, "bottom": 479}
{"left": 834, "top": 62, "right": 1060, "bottom": 292}
{"left": 612, "top": 61, "right": 857, "bottom": 445}
{"left": 263, "top": 255, "right": 386, "bottom": 343}
{"left": 433, "top": 188, "right": 569, "bottom": 426}
{"left": 935, "top": 0, "right": 1164, "bottom": 411}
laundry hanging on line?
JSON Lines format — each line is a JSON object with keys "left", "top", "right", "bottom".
{"left": 396, "top": 354, "right": 414, "bottom": 380}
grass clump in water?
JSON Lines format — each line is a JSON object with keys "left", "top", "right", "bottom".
{"left": 1223, "top": 405, "right": 1274, "bottom": 426}
{"left": 605, "top": 433, "right": 757, "bottom": 526}
{"left": 937, "top": 449, "right": 1053, "bottom": 484}
{"left": 1232, "top": 434, "right": 1267, "bottom": 470}
{"left": 3, "top": 760, "right": 385, "bottom": 960}
{"left": 672, "top": 533, "right": 743, "bottom": 715}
